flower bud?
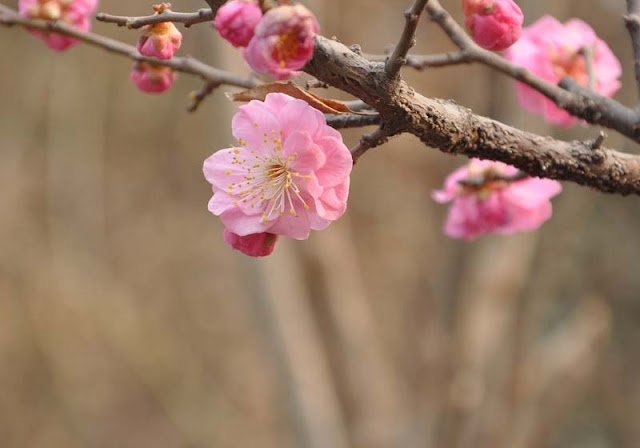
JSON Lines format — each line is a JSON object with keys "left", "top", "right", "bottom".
{"left": 214, "top": 0, "right": 262, "bottom": 48}
{"left": 223, "top": 230, "right": 278, "bottom": 257}
{"left": 462, "top": 0, "right": 523, "bottom": 51}
{"left": 129, "top": 62, "right": 176, "bottom": 93}
{"left": 244, "top": 4, "right": 320, "bottom": 79}
{"left": 137, "top": 21, "right": 183, "bottom": 60}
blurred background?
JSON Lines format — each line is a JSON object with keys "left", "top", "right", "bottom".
{"left": 1, "top": 0, "right": 639, "bottom": 446}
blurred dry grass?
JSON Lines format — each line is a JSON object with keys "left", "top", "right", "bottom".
{"left": 1, "top": 0, "right": 640, "bottom": 447}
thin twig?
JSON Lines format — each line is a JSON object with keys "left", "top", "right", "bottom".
{"left": 625, "top": 0, "right": 640, "bottom": 104}
{"left": 386, "top": 0, "right": 430, "bottom": 77}
{"left": 579, "top": 45, "right": 596, "bottom": 91}
{"left": 458, "top": 171, "right": 528, "bottom": 188}
{"left": 351, "top": 127, "right": 393, "bottom": 163}
{"left": 188, "top": 81, "right": 221, "bottom": 112}
{"left": 0, "top": 5, "right": 256, "bottom": 89}
{"left": 368, "top": 51, "right": 474, "bottom": 69}
{"left": 96, "top": 8, "right": 214, "bottom": 29}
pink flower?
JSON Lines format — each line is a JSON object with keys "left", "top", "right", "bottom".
{"left": 463, "top": 0, "right": 523, "bottom": 51}
{"left": 203, "top": 93, "right": 352, "bottom": 255}
{"left": 137, "top": 21, "right": 182, "bottom": 60}
{"left": 19, "top": 0, "right": 99, "bottom": 51}
{"left": 129, "top": 62, "right": 176, "bottom": 93}
{"left": 223, "top": 230, "right": 278, "bottom": 257}
{"left": 504, "top": 16, "right": 621, "bottom": 126}
{"left": 244, "top": 4, "right": 320, "bottom": 80}
{"left": 214, "top": 0, "right": 262, "bottom": 48}
{"left": 432, "top": 159, "right": 562, "bottom": 241}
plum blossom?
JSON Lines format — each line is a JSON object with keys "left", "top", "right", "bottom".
{"left": 432, "top": 159, "right": 562, "bottom": 241}
{"left": 223, "top": 230, "right": 278, "bottom": 257}
{"left": 129, "top": 62, "right": 176, "bottom": 93}
{"left": 137, "top": 22, "right": 182, "bottom": 60}
{"left": 244, "top": 4, "right": 320, "bottom": 79}
{"left": 214, "top": 0, "right": 262, "bottom": 48}
{"left": 19, "top": 0, "right": 98, "bottom": 51}
{"left": 504, "top": 16, "right": 621, "bottom": 126}
{"left": 462, "top": 0, "right": 523, "bottom": 51}
{"left": 203, "top": 93, "right": 352, "bottom": 256}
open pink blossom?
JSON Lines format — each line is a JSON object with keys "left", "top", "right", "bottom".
{"left": 463, "top": 0, "right": 523, "bottom": 51}
{"left": 214, "top": 0, "right": 262, "bottom": 48}
{"left": 244, "top": 4, "right": 320, "bottom": 79}
{"left": 203, "top": 93, "right": 352, "bottom": 255}
{"left": 129, "top": 62, "right": 176, "bottom": 93}
{"left": 223, "top": 230, "right": 278, "bottom": 257}
{"left": 433, "top": 159, "right": 562, "bottom": 241}
{"left": 19, "top": 0, "right": 98, "bottom": 51}
{"left": 137, "top": 21, "right": 182, "bottom": 60}
{"left": 504, "top": 16, "right": 621, "bottom": 126}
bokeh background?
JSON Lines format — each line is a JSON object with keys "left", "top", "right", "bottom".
{"left": 1, "top": 0, "right": 639, "bottom": 447}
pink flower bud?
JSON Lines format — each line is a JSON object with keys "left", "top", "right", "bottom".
{"left": 129, "top": 62, "right": 176, "bottom": 93}
{"left": 432, "top": 159, "right": 562, "bottom": 240}
{"left": 223, "top": 230, "right": 278, "bottom": 257}
{"left": 137, "top": 21, "right": 183, "bottom": 60}
{"left": 462, "top": 0, "right": 523, "bottom": 51}
{"left": 244, "top": 4, "right": 320, "bottom": 79}
{"left": 19, "top": 0, "right": 99, "bottom": 51}
{"left": 214, "top": 0, "right": 262, "bottom": 48}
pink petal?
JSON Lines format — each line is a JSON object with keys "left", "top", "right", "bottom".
{"left": 314, "top": 137, "right": 353, "bottom": 187}
{"left": 284, "top": 131, "right": 325, "bottom": 173}
{"left": 232, "top": 100, "right": 282, "bottom": 152}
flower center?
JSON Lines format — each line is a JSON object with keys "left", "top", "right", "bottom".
{"left": 552, "top": 47, "right": 590, "bottom": 87}
{"left": 27, "top": 0, "right": 72, "bottom": 21}
{"left": 225, "top": 129, "right": 310, "bottom": 222}
{"left": 458, "top": 166, "right": 511, "bottom": 199}
{"left": 273, "top": 32, "right": 300, "bottom": 67}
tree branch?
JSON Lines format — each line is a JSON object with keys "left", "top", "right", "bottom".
{"left": 350, "top": 126, "right": 395, "bottom": 163}
{"left": 306, "top": 36, "right": 640, "bottom": 195}
{"left": 0, "top": 5, "right": 255, "bottom": 89}
{"left": 394, "top": 0, "right": 640, "bottom": 143}
{"left": 385, "top": 0, "right": 430, "bottom": 77}
{"left": 96, "top": 8, "right": 214, "bottom": 29}
{"left": 325, "top": 114, "right": 381, "bottom": 130}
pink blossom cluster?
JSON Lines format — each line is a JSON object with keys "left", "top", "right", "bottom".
{"left": 433, "top": 159, "right": 562, "bottom": 241}
{"left": 19, "top": 0, "right": 98, "bottom": 51}
{"left": 214, "top": 0, "right": 320, "bottom": 79}
{"left": 505, "top": 16, "right": 621, "bottom": 126}
{"left": 203, "top": 93, "right": 352, "bottom": 257}
{"left": 462, "top": 0, "right": 523, "bottom": 51}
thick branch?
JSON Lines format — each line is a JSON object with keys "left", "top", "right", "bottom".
{"left": 325, "top": 114, "right": 381, "bottom": 129}
{"left": 0, "top": 5, "right": 255, "bottom": 89}
{"left": 386, "top": 0, "right": 430, "bottom": 77}
{"left": 305, "top": 36, "right": 640, "bottom": 195}
{"left": 96, "top": 8, "right": 214, "bottom": 29}
{"left": 625, "top": 0, "right": 640, "bottom": 103}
